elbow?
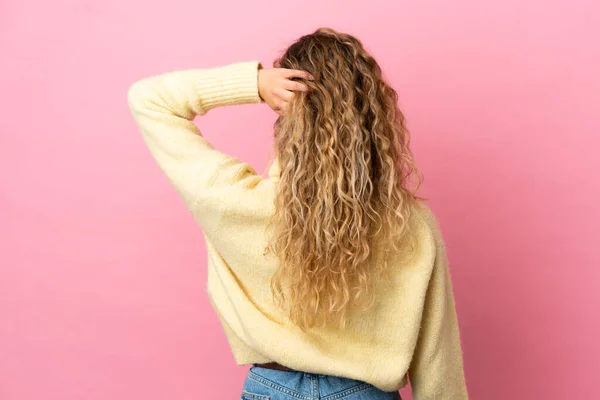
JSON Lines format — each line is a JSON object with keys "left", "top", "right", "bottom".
{"left": 127, "top": 79, "right": 150, "bottom": 114}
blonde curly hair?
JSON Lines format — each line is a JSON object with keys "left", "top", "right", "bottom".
{"left": 264, "top": 28, "right": 423, "bottom": 331}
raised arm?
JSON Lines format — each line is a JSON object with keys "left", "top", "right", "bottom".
{"left": 127, "top": 61, "right": 314, "bottom": 220}
{"left": 127, "top": 61, "right": 264, "bottom": 213}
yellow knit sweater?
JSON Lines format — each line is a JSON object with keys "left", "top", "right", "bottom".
{"left": 127, "top": 61, "right": 468, "bottom": 399}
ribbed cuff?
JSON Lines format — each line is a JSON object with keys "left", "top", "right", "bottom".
{"left": 195, "top": 61, "right": 263, "bottom": 111}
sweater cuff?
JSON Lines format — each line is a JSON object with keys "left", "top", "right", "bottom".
{"left": 195, "top": 61, "right": 263, "bottom": 111}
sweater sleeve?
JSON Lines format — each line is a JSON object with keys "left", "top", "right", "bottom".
{"left": 408, "top": 210, "right": 469, "bottom": 400}
{"left": 127, "top": 61, "right": 264, "bottom": 218}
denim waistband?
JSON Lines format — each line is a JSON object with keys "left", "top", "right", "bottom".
{"left": 251, "top": 363, "right": 327, "bottom": 378}
{"left": 244, "top": 364, "right": 400, "bottom": 400}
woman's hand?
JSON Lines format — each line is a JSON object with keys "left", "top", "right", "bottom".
{"left": 258, "top": 66, "right": 314, "bottom": 115}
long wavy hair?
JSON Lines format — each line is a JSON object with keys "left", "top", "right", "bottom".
{"left": 264, "top": 28, "right": 423, "bottom": 331}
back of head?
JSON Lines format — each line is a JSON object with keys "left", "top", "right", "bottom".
{"left": 266, "top": 28, "right": 423, "bottom": 331}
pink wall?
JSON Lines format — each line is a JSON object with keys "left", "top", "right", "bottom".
{"left": 1, "top": 1, "right": 598, "bottom": 399}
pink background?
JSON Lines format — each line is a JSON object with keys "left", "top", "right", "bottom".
{"left": 1, "top": 1, "right": 598, "bottom": 399}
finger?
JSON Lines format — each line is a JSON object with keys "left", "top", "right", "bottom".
{"left": 274, "top": 88, "right": 294, "bottom": 102}
{"left": 283, "top": 69, "right": 314, "bottom": 81}
{"left": 282, "top": 80, "right": 309, "bottom": 92}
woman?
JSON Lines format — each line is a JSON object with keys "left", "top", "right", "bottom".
{"left": 128, "top": 28, "right": 468, "bottom": 400}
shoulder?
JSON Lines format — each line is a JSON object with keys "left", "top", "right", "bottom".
{"left": 413, "top": 201, "right": 439, "bottom": 231}
{"left": 412, "top": 201, "right": 445, "bottom": 249}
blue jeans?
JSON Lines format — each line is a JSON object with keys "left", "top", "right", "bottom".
{"left": 241, "top": 364, "right": 402, "bottom": 400}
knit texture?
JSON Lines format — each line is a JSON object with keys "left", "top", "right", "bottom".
{"left": 127, "top": 61, "right": 469, "bottom": 399}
